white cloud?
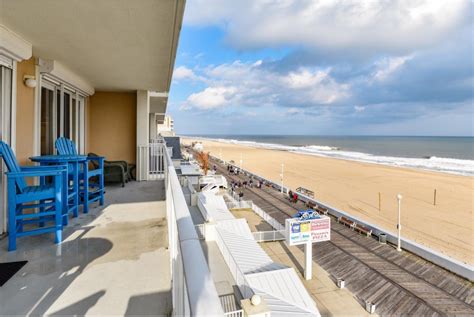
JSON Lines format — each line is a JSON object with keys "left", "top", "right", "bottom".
{"left": 372, "top": 55, "right": 414, "bottom": 82}
{"left": 354, "top": 106, "right": 365, "bottom": 112}
{"left": 173, "top": 66, "right": 201, "bottom": 81}
{"left": 181, "top": 60, "right": 350, "bottom": 110}
{"left": 186, "top": 86, "right": 237, "bottom": 109}
{"left": 286, "top": 108, "right": 302, "bottom": 115}
{"left": 185, "top": 0, "right": 469, "bottom": 54}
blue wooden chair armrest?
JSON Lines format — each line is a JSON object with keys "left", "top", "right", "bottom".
{"left": 6, "top": 168, "right": 66, "bottom": 178}
{"left": 86, "top": 156, "right": 105, "bottom": 162}
{"left": 21, "top": 165, "right": 67, "bottom": 171}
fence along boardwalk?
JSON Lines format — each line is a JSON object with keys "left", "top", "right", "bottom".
{"left": 209, "top": 156, "right": 474, "bottom": 316}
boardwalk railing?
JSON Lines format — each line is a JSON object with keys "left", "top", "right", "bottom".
{"left": 252, "top": 230, "right": 286, "bottom": 242}
{"left": 224, "top": 192, "right": 285, "bottom": 232}
{"left": 252, "top": 203, "right": 285, "bottom": 231}
{"left": 224, "top": 196, "right": 253, "bottom": 210}
{"left": 164, "top": 142, "right": 224, "bottom": 316}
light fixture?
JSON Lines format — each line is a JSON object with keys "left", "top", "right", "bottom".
{"left": 250, "top": 295, "right": 261, "bottom": 306}
{"left": 23, "top": 75, "right": 37, "bottom": 88}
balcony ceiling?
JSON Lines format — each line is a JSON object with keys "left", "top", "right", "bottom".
{"left": 0, "top": 0, "right": 185, "bottom": 92}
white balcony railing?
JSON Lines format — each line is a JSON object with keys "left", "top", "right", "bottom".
{"left": 162, "top": 141, "right": 224, "bottom": 316}
{"left": 137, "top": 141, "right": 166, "bottom": 181}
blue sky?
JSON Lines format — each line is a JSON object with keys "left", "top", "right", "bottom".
{"left": 168, "top": 0, "right": 473, "bottom": 136}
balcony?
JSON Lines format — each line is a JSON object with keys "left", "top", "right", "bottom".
{"left": 0, "top": 143, "right": 223, "bottom": 316}
{"left": 0, "top": 180, "right": 171, "bottom": 315}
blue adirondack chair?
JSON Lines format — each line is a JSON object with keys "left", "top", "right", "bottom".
{"left": 0, "top": 141, "right": 67, "bottom": 251}
{"left": 55, "top": 137, "right": 105, "bottom": 212}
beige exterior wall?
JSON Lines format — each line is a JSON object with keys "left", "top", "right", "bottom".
{"left": 12, "top": 61, "right": 137, "bottom": 166}
{"left": 15, "top": 57, "right": 36, "bottom": 166}
{"left": 88, "top": 92, "right": 137, "bottom": 163}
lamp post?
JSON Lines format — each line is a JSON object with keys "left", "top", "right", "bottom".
{"left": 239, "top": 153, "right": 243, "bottom": 171}
{"left": 280, "top": 163, "right": 285, "bottom": 194}
{"left": 397, "top": 194, "right": 402, "bottom": 252}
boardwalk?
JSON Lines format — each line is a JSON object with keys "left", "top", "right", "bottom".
{"left": 210, "top": 156, "right": 474, "bottom": 316}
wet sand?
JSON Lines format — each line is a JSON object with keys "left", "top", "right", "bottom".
{"left": 183, "top": 138, "right": 474, "bottom": 265}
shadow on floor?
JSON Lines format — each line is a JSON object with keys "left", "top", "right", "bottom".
{"left": 50, "top": 290, "right": 106, "bottom": 316}
{"left": 125, "top": 291, "right": 172, "bottom": 316}
{"left": 279, "top": 241, "right": 304, "bottom": 274}
{"left": 0, "top": 180, "right": 166, "bottom": 315}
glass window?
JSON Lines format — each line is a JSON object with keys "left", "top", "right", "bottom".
{"left": 56, "top": 89, "right": 61, "bottom": 139}
{"left": 40, "top": 87, "right": 55, "bottom": 155}
{"left": 63, "top": 92, "right": 70, "bottom": 139}
{"left": 40, "top": 79, "right": 86, "bottom": 155}
{"left": 71, "top": 97, "right": 77, "bottom": 143}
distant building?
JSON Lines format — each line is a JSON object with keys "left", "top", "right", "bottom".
{"left": 157, "top": 115, "right": 175, "bottom": 136}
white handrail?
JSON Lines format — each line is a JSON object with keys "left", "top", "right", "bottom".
{"left": 164, "top": 142, "right": 224, "bottom": 316}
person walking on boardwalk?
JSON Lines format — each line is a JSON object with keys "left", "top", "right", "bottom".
{"left": 288, "top": 190, "right": 293, "bottom": 202}
{"left": 293, "top": 192, "right": 298, "bottom": 203}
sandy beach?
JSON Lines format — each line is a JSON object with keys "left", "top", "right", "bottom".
{"left": 183, "top": 137, "right": 474, "bottom": 265}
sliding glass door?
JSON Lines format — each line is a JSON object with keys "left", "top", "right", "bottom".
{"left": 41, "top": 83, "right": 55, "bottom": 155}
{"left": 40, "top": 79, "right": 86, "bottom": 155}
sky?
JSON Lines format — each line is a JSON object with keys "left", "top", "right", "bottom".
{"left": 167, "top": 0, "right": 473, "bottom": 136}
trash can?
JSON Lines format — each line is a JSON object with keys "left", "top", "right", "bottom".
{"left": 337, "top": 278, "right": 345, "bottom": 289}
{"left": 379, "top": 233, "right": 387, "bottom": 244}
{"left": 365, "top": 301, "right": 376, "bottom": 314}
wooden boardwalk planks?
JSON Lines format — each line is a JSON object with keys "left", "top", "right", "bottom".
{"left": 211, "top": 157, "right": 474, "bottom": 316}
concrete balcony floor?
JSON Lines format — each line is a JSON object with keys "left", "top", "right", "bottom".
{"left": 0, "top": 181, "right": 171, "bottom": 316}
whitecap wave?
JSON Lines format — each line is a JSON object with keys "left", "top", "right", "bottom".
{"left": 190, "top": 136, "right": 474, "bottom": 176}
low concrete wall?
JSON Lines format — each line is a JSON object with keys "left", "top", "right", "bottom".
{"left": 215, "top": 156, "right": 474, "bottom": 282}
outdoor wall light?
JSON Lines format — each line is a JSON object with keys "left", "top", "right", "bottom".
{"left": 23, "top": 75, "right": 37, "bottom": 88}
{"left": 250, "top": 294, "right": 262, "bottom": 306}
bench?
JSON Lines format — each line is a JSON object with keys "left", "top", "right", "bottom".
{"left": 296, "top": 186, "right": 314, "bottom": 198}
{"left": 337, "top": 216, "right": 355, "bottom": 228}
{"left": 353, "top": 223, "right": 372, "bottom": 237}
{"left": 306, "top": 201, "right": 316, "bottom": 209}
{"left": 316, "top": 206, "right": 328, "bottom": 215}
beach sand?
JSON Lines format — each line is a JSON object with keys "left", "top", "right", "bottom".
{"left": 183, "top": 138, "right": 474, "bottom": 265}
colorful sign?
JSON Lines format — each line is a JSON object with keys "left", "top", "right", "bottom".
{"left": 285, "top": 216, "right": 331, "bottom": 246}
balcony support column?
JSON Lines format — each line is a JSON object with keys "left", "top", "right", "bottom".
{"left": 136, "top": 90, "right": 150, "bottom": 181}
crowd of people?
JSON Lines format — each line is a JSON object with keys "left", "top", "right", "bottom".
{"left": 227, "top": 164, "right": 268, "bottom": 200}
{"left": 221, "top": 160, "right": 301, "bottom": 205}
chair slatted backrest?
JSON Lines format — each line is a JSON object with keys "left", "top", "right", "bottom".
{"left": 0, "top": 141, "right": 27, "bottom": 192}
{"left": 55, "top": 137, "right": 78, "bottom": 155}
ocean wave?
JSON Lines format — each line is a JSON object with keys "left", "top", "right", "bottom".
{"left": 191, "top": 136, "right": 474, "bottom": 176}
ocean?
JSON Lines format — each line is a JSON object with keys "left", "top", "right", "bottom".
{"left": 188, "top": 135, "right": 474, "bottom": 176}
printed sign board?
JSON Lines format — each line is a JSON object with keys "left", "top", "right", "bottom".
{"left": 285, "top": 216, "right": 331, "bottom": 246}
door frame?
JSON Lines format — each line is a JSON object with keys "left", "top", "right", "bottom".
{"left": 0, "top": 60, "right": 16, "bottom": 235}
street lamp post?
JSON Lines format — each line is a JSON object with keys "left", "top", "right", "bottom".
{"left": 280, "top": 163, "right": 285, "bottom": 194}
{"left": 397, "top": 194, "right": 402, "bottom": 252}
{"left": 240, "top": 153, "right": 243, "bottom": 171}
